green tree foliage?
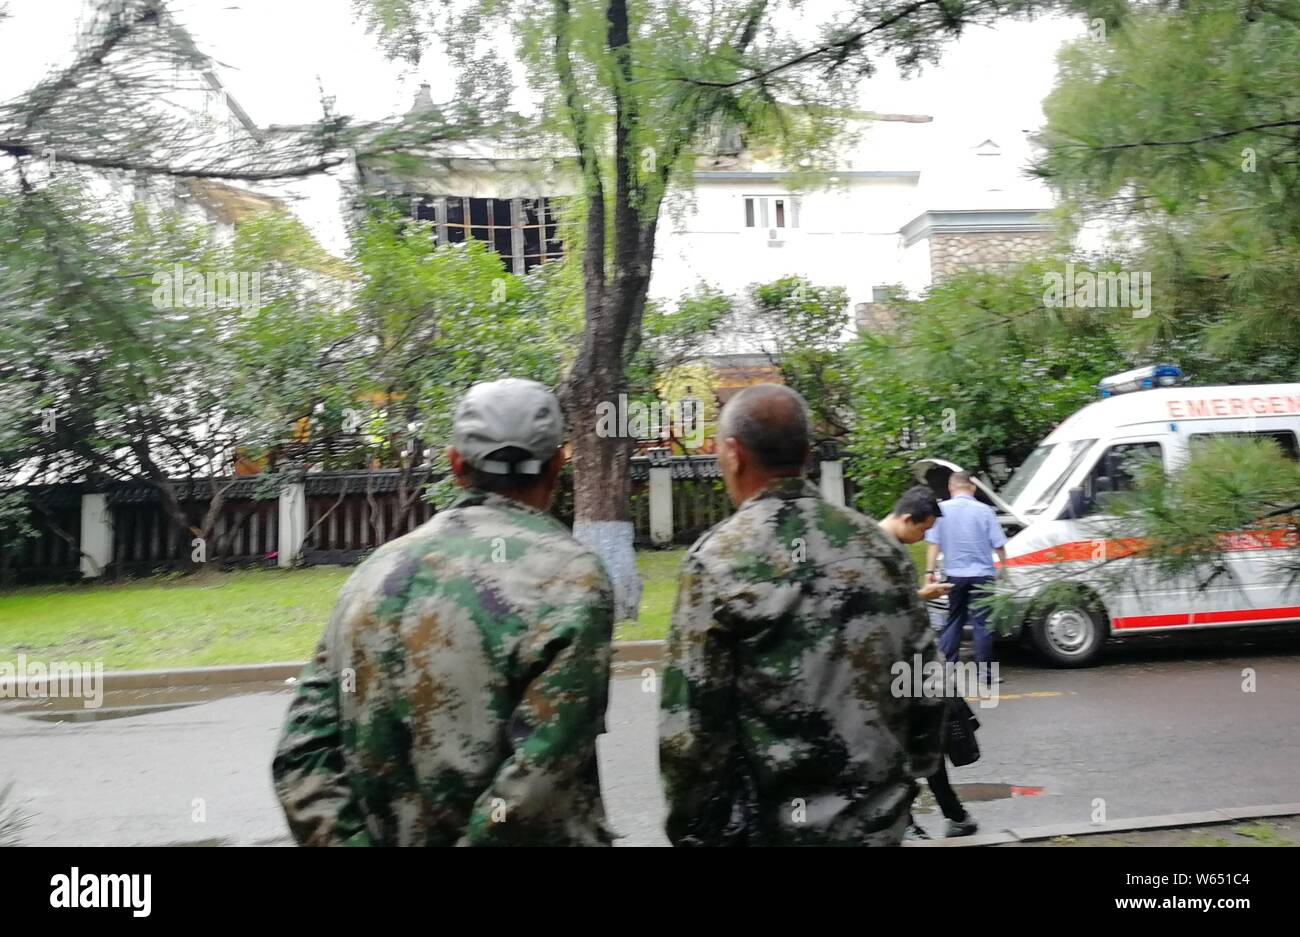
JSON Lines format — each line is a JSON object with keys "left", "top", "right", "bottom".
{"left": 748, "top": 275, "right": 854, "bottom": 439}
{"left": 341, "top": 204, "right": 582, "bottom": 511}
{"left": 0, "top": 782, "right": 30, "bottom": 848}
{"left": 626, "top": 283, "right": 732, "bottom": 403}
{"left": 962, "top": 0, "right": 1300, "bottom": 612}
{"left": 1034, "top": 0, "right": 1300, "bottom": 374}
{"left": 0, "top": 176, "right": 352, "bottom": 559}
{"left": 845, "top": 261, "right": 1129, "bottom": 516}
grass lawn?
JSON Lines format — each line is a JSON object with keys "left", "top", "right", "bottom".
{"left": 0, "top": 542, "right": 925, "bottom": 672}
{"left": 906, "top": 541, "right": 928, "bottom": 579}
{"left": 0, "top": 567, "right": 354, "bottom": 671}
{"left": 0, "top": 550, "right": 689, "bottom": 671}
{"left": 616, "top": 548, "right": 683, "bottom": 642}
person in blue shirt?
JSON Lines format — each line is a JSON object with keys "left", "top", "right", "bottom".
{"left": 924, "top": 472, "right": 1007, "bottom": 684}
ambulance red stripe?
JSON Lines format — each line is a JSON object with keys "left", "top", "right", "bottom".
{"left": 1112, "top": 606, "right": 1300, "bottom": 629}
{"left": 1002, "top": 528, "right": 1297, "bottom": 568}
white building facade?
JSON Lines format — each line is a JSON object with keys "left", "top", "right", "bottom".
{"left": 650, "top": 120, "right": 1057, "bottom": 335}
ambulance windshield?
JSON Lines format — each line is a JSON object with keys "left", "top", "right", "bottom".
{"left": 999, "top": 439, "right": 1096, "bottom": 514}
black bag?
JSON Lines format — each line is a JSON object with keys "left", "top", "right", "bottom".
{"left": 945, "top": 697, "right": 981, "bottom": 767}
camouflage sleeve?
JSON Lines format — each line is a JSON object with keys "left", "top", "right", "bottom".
{"left": 271, "top": 635, "right": 372, "bottom": 847}
{"left": 659, "top": 551, "right": 740, "bottom": 847}
{"left": 458, "top": 554, "right": 614, "bottom": 846}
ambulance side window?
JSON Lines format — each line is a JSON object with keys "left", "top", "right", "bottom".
{"left": 1188, "top": 430, "right": 1299, "bottom": 461}
{"left": 1082, "top": 441, "right": 1163, "bottom": 515}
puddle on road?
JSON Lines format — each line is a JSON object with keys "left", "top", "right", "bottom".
{"left": 24, "top": 702, "right": 200, "bottom": 724}
{"left": 914, "top": 783, "right": 1045, "bottom": 814}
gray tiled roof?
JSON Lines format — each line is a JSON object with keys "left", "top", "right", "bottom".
{"left": 302, "top": 470, "right": 433, "bottom": 496}
{"left": 628, "top": 456, "right": 721, "bottom": 481}
{"left": 7, "top": 455, "right": 812, "bottom": 503}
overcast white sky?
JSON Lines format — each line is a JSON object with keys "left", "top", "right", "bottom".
{"left": 1, "top": 1, "right": 1085, "bottom": 134}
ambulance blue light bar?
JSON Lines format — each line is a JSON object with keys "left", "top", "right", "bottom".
{"left": 1098, "top": 364, "right": 1184, "bottom": 398}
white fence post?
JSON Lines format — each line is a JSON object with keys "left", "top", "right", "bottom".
{"left": 648, "top": 451, "right": 674, "bottom": 546}
{"left": 820, "top": 459, "right": 846, "bottom": 507}
{"left": 78, "top": 492, "right": 113, "bottom": 579}
{"left": 278, "top": 474, "right": 307, "bottom": 568}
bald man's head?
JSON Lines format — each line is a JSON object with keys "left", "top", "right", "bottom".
{"left": 719, "top": 383, "right": 811, "bottom": 471}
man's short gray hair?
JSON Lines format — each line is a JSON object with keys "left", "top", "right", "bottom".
{"left": 719, "top": 383, "right": 811, "bottom": 470}
{"left": 950, "top": 471, "right": 976, "bottom": 489}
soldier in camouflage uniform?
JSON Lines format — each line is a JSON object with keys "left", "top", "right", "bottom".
{"left": 272, "top": 379, "right": 615, "bottom": 846}
{"left": 659, "top": 384, "right": 946, "bottom": 846}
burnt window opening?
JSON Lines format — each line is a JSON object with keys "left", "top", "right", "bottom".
{"left": 407, "top": 196, "right": 565, "bottom": 274}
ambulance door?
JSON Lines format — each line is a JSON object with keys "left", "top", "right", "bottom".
{"left": 1063, "top": 437, "right": 1214, "bottom": 631}
{"left": 1185, "top": 426, "right": 1300, "bottom": 626}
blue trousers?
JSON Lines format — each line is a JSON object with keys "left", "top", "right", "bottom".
{"left": 941, "top": 576, "right": 995, "bottom": 676}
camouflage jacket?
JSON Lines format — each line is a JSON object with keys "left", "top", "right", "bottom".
{"left": 272, "top": 488, "right": 615, "bottom": 846}
{"left": 659, "top": 478, "right": 945, "bottom": 846}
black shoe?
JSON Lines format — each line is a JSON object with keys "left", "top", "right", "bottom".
{"left": 945, "top": 816, "right": 979, "bottom": 837}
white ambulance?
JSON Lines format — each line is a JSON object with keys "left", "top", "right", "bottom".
{"left": 915, "top": 366, "right": 1300, "bottom": 667}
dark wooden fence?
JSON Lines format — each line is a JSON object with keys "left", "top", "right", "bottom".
{"left": 107, "top": 478, "right": 282, "bottom": 577}
{"left": 0, "top": 488, "right": 82, "bottom": 583}
{"left": 301, "top": 471, "right": 436, "bottom": 565}
{"left": 0, "top": 456, "right": 758, "bottom": 583}
{"left": 630, "top": 456, "right": 731, "bottom": 545}
{"left": 110, "top": 497, "right": 281, "bottom": 575}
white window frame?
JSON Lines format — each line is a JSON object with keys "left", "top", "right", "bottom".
{"left": 743, "top": 195, "right": 800, "bottom": 235}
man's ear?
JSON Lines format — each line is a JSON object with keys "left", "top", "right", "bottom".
{"left": 723, "top": 436, "right": 745, "bottom": 475}
{"left": 532, "top": 448, "right": 566, "bottom": 509}
{"left": 447, "top": 446, "right": 465, "bottom": 479}
{"left": 543, "top": 448, "right": 566, "bottom": 484}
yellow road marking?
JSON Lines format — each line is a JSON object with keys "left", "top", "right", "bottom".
{"left": 963, "top": 690, "right": 1066, "bottom": 702}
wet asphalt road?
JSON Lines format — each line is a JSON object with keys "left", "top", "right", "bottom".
{"left": 2, "top": 628, "right": 1299, "bottom": 846}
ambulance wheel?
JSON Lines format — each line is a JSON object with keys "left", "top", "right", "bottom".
{"left": 1030, "top": 597, "right": 1108, "bottom": 667}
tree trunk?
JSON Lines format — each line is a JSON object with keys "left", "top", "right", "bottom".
{"left": 565, "top": 240, "right": 656, "bottom": 620}
{"left": 566, "top": 338, "right": 640, "bottom": 620}
{"left": 559, "top": 0, "right": 662, "bottom": 621}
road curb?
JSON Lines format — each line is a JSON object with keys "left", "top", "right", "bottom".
{"left": 905, "top": 804, "right": 1300, "bottom": 846}
{"left": 1, "top": 643, "right": 671, "bottom": 697}
{"left": 103, "top": 662, "right": 307, "bottom": 690}
{"left": 0, "top": 661, "right": 306, "bottom": 697}
{"left": 612, "top": 640, "right": 665, "bottom": 671}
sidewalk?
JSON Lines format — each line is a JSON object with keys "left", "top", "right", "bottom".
{"left": 907, "top": 806, "right": 1300, "bottom": 847}
{"left": 1010, "top": 815, "right": 1300, "bottom": 847}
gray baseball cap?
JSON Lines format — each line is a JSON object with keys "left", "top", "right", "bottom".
{"left": 452, "top": 379, "right": 563, "bottom": 475}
